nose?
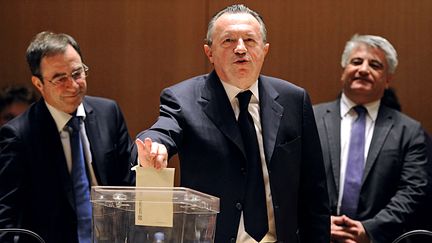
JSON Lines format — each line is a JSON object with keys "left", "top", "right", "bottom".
{"left": 358, "top": 61, "right": 370, "bottom": 75}
{"left": 234, "top": 38, "right": 247, "bottom": 54}
{"left": 63, "top": 75, "right": 82, "bottom": 88}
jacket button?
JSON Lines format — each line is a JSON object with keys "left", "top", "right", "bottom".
{"left": 235, "top": 202, "right": 242, "bottom": 210}
{"left": 230, "top": 237, "right": 236, "bottom": 243}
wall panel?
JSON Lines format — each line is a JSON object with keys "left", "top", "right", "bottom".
{"left": 1, "top": 1, "right": 432, "bottom": 161}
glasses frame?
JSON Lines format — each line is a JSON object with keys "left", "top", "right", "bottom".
{"left": 44, "top": 63, "right": 89, "bottom": 86}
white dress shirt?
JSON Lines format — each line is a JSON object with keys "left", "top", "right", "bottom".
{"left": 220, "top": 80, "right": 276, "bottom": 243}
{"left": 337, "top": 93, "right": 380, "bottom": 214}
{"left": 45, "top": 102, "right": 98, "bottom": 186}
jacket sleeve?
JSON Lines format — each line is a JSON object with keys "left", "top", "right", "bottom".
{"left": 135, "top": 88, "right": 183, "bottom": 159}
{"left": 298, "top": 91, "right": 331, "bottom": 242}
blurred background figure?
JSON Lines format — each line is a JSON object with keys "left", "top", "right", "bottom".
{"left": 0, "top": 84, "right": 37, "bottom": 126}
{"left": 380, "top": 87, "right": 401, "bottom": 111}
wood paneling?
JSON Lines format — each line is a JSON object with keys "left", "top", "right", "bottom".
{"left": 1, "top": 1, "right": 432, "bottom": 181}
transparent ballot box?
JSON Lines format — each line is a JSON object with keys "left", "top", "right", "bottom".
{"left": 91, "top": 186, "right": 220, "bottom": 243}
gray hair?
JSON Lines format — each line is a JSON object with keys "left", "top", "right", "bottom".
{"left": 341, "top": 34, "right": 398, "bottom": 74}
{"left": 205, "top": 4, "right": 267, "bottom": 46}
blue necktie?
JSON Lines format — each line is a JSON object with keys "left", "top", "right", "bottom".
{"left": 68, "top": 116, "right": 92, "bottom": 243}
{"left": 341, "top": 106, "right": 367, "bottom": 218}
{"left": 237, "top": 90, "right": 268, "bottom": 241}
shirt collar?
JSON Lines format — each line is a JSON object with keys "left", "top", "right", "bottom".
{"left": 45, "top": 102, "right": 86, "bottom": 132}
{"left": 340, "top": 93, "right": 380, "bottom": 121}
{"left": 220, "top": 79, "right": 260, "bottom": 103}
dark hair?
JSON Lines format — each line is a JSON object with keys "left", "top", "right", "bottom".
{"left": 26, "top": 31, "right": 83, "bottom": 81}
{"left": 0, "top": 85, "right": 37, "bottom": 113}
{"left": 381, "top": 87, "right": 401, "bottom": 111}
{"left": 205, "top": 4, "right": 267, "bottom": 46}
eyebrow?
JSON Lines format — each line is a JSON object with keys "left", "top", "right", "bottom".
{"left": 50, "top": 72, "right": 68, "bottom": 80}
{"left": 49, "top": 66, "right": 82, "bottom": 79}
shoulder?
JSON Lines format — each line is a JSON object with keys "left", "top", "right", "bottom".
{"left": 167, "top": 74, "right": 208, "bottom": 91}
{"left": 313, "top": 100, "right": 338, "bottom": 116}
{"left": 313, "top": 100, "right": 339, "bottom": 111}
{"left": 0, "top": 100, "right": 43, "bottom": 142}
{"left": 260, "top": 74, "right": 305, "bottom": 94}
{"left": 380, "top": 105, "right": 422, "bottom": 128}
{"left": 83, "top": 96, "right": 125, "bottom": 120}
{"left": 159, "top": 74, "right": 211, "bottom": 103}
{"left": 83, "top": 96, "right": 121, "bottom": 112}
{"left": 83, "top": 96, "right": 118, "bottom": 107}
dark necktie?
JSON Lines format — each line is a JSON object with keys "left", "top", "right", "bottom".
{"left": 341, "top": 105, "right": 367, "bottom": 218}
{"left": 236, "top": 90, "right": 268, "bottom": 241}
{"left": 68, "top": 116, "right": 92, "bottom": 243}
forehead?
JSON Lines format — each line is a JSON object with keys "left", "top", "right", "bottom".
{"left": 349, "top": 44, "right": 387, "bottom": 64}
{"left": 213, "top": 13, "right": 261, "bottom": 37}
{"left": 40, "top": 45, "right": 82, "bottom": 73}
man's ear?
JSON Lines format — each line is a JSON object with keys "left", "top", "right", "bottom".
{"left": 31, "top": 76, "right": 44, "bottom": 94}
{"left": 263, "top": 43, "right": 270, "bottom": 56}
{"left": 204, "top": 44, "right": 213, "bottom": 63}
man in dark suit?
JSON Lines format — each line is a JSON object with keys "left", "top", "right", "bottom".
{"left": 134, "top": 4, "right": 329, "bottom": 243}
{"left": 314, "top": 34, "right": 429, "bottom": 243}
{"left": 0, "top": 31, "right": 134, "bottom": 243}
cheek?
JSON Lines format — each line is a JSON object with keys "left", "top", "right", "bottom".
{"left": 341, "top": 67, "right": 357, "bottom": 81}
{"left": 80, "top": 81, "right": 88, "bottom": 90}
{"left": 340, "top": 72, "right": 349, "bottom": 84}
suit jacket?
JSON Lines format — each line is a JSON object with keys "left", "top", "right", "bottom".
{"left": 0, "top": 96, "right": 134, "bottom": 243}
{"left": 314, "top": 99, "right": 428, "bottom": 243}
{"left": 136, "top": 71, "right": 330, "bottom": 243}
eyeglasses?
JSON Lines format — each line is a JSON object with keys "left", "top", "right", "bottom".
{"left": 45, "top": 64, "right": 89, "bottom": 86}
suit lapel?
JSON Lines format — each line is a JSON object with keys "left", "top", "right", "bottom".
{"left": 36, "top": 100, "right": 76, "bottom": 210}
{"left": 323, "top": 101, "right": 342, "bottom": 189}
{"left": 82, "top": 99, "right": 106, "bottom": 185}
{"left": 363, "top": 105, "right": 393, "bottom": 182}
{"left": 259, "top": 77, "right": 283, "bottom": 164}
{"left": 200, "top": 71, "right": 245, "bottom": 157}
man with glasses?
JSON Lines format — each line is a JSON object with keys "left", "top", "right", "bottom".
{"left": 0, "top": 31, "right": 134, "bottom": 243}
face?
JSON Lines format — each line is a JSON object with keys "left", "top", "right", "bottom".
{"left": 204, "top": 13, "right": 269, "bottom": 89}
{"left": 341, "top": 44, "right": 392, "bottom": 104}
{"left": 32, "top": 45, "right": 87, "bottom": 114}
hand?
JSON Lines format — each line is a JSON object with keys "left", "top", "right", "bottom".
{"left": 330, "top": 215, "right": 370, "bottom": 243}
{"left": 136, "top": 138, "right": 168, "bottom": 169}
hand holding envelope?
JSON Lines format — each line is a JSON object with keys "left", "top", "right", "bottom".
{"left": 135, "top": 137, "right": 168, "bottom": 169}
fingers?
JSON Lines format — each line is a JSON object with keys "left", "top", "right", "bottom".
{"left": 146, "top": 138, "right": 157, "bottom": 160}
{"left": 136, "top": 138, "right": 168, "bottom": 170}
{"left": 155, "top": 144, "right": 168, "bottom": 169}
{"left": 331, "top": 215, "right": 345, "bottom": 226}
{"left": 331, "top": 215, "right": 356, "bottom": 242}
{"left": 136, "top": 138, "right": 154, "bottom": 168}
{"left": 341, "top": 215, "right": 362, "bottom": 229}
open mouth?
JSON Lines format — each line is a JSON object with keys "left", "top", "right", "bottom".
{"left": 235, "top": 59, "right": 248, "bottom": 64}
{"left": 353, "top": 77, "right": 372, "bottom": 83}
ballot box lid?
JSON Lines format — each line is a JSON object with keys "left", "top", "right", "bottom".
{"left": 91, "top": 186, "right": 220, "bottom": 214}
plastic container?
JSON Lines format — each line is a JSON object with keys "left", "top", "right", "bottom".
{"left": 91, "top": 186, "right": 219, "bottom": 243}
